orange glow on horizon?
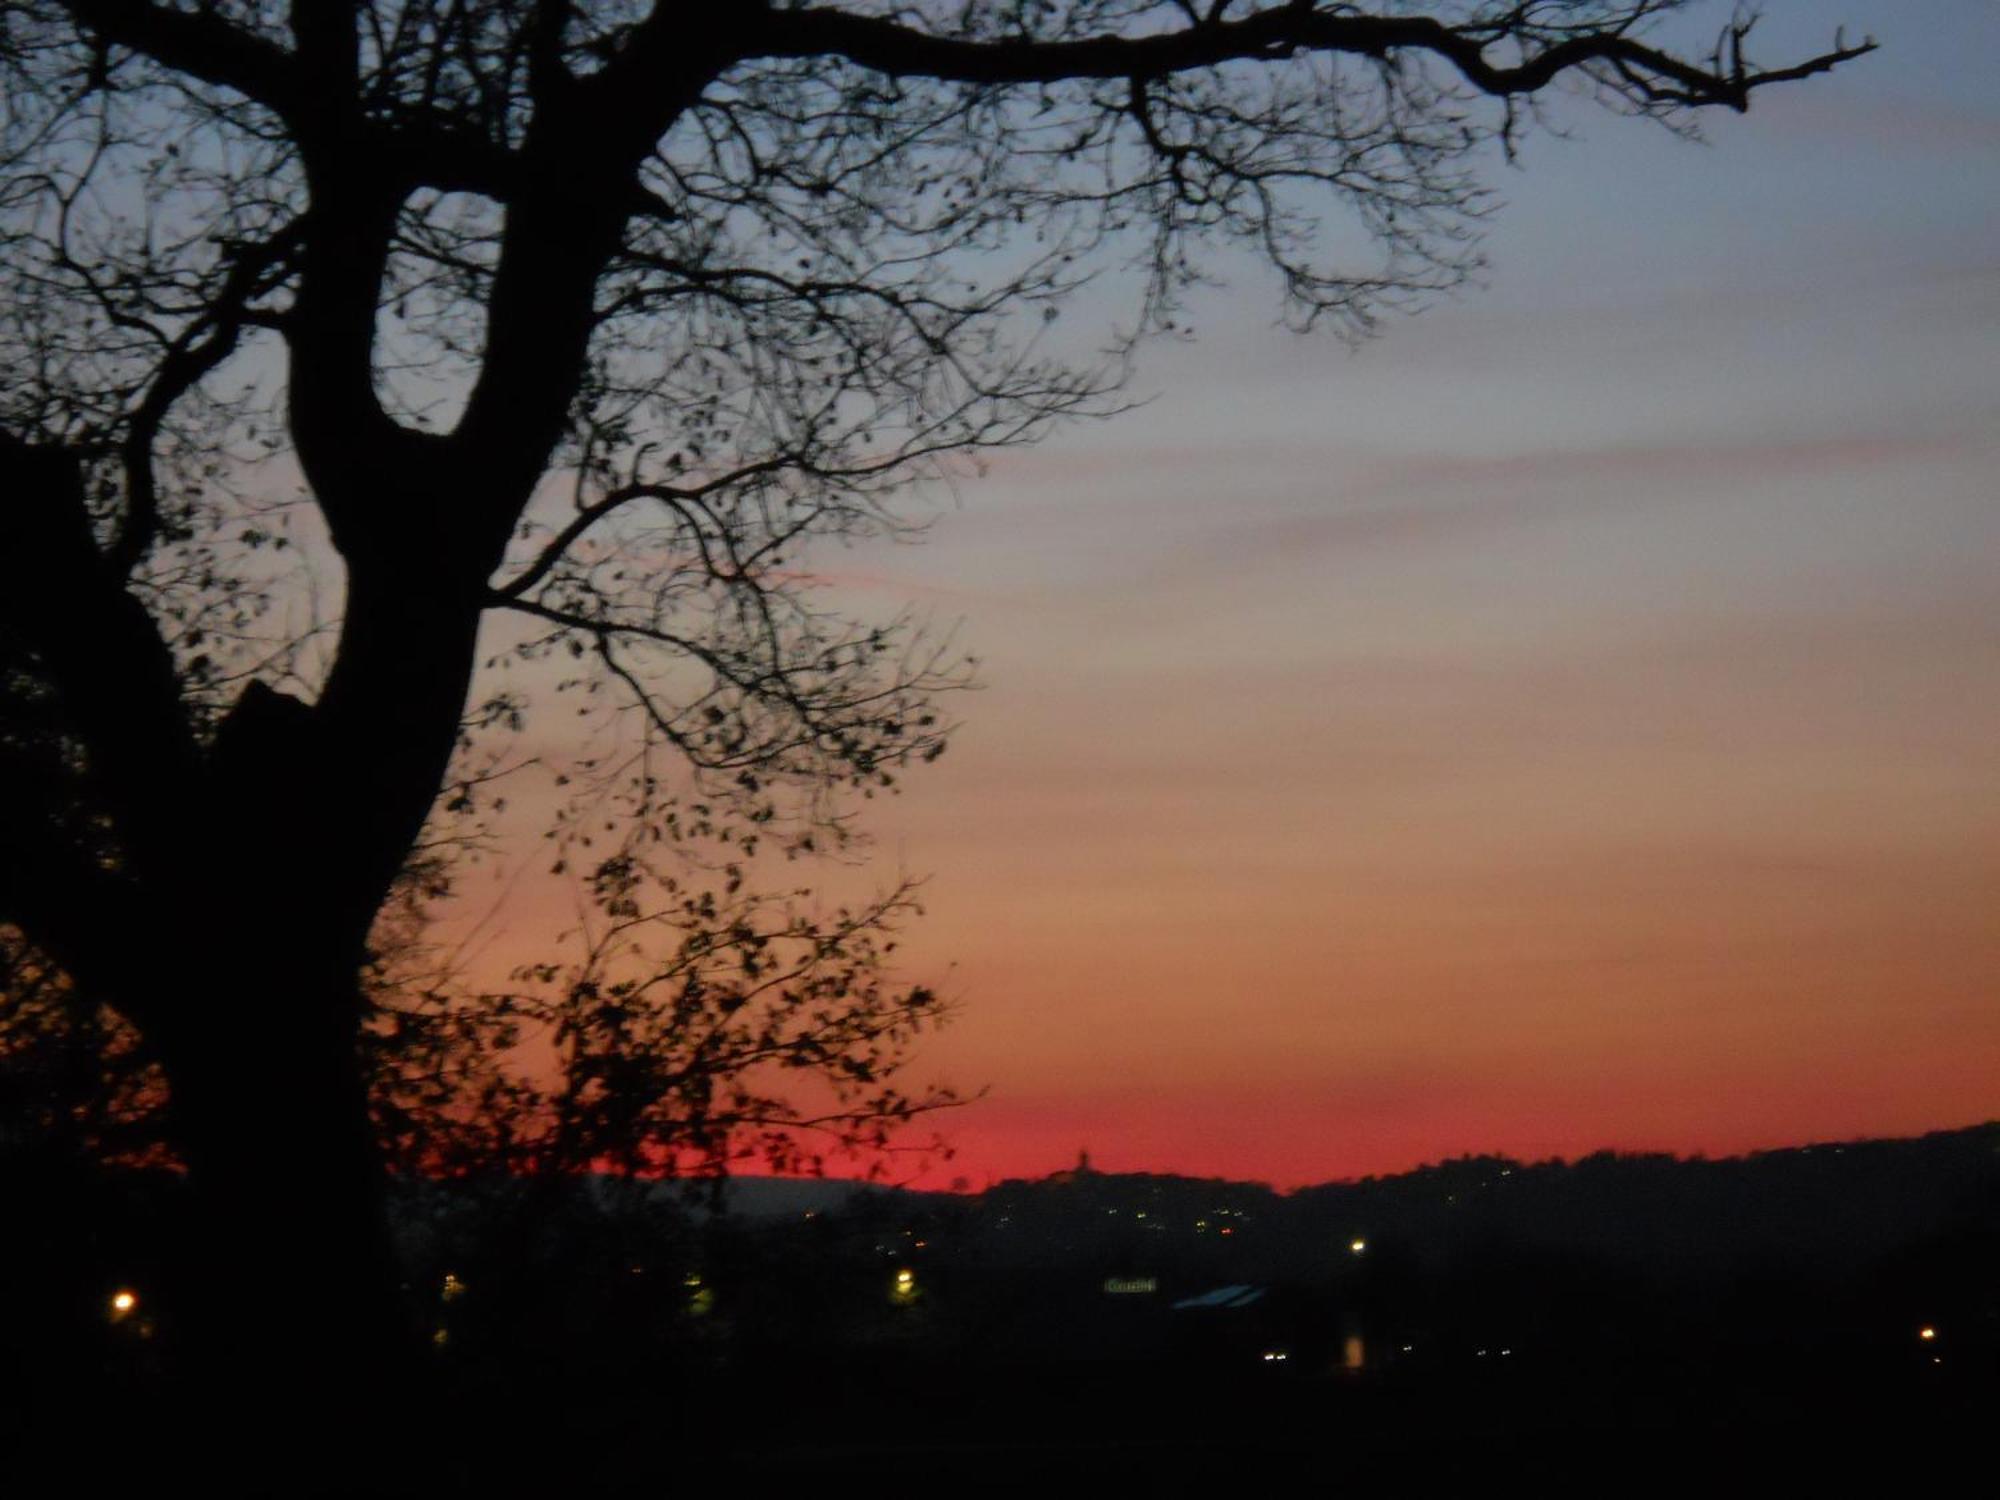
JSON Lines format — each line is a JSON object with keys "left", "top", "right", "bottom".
{"left": 431, "top": 57, "right": 2000, "bottom": 1195}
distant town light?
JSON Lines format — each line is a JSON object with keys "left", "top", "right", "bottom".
{"left": 1919, "top": 1326, "right": 1937, "bottom": 1341}
{"left": 1349, "top": 1239, "right": 1367, "bottom": 1255}
{"left": 108, "top": 1289, "right": 137, "bottom": 1321}
{"left": 441, "top": 1272, "right": 466, "bottom": 1303}
{"left": 892, "top": 1268, "right": 917, "bottom": 1300}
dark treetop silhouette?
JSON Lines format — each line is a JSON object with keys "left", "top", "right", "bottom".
{"left": 0, "top": 0, "right": 1869, "bottom": 1427}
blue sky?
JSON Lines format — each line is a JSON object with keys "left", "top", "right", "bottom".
{"left": 440, "top": 3, "right": 1999, "bottom": 1187}
{"left": 815, "top": 1, "right": 2000, "bottom": 1185}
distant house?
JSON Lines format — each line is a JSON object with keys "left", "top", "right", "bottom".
{"left": 1169, "top": 1283, "right": 1336, "bottom": 1371}
{"left": 1047, "top": 1149, "right": 1097, "bottom": 1186}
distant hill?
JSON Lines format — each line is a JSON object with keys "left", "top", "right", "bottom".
{"left": 609, "top": 1119, "right": 2000, "bottom": 1257}
{"left": 865, "top": 1120, "right": 2000, "bottom": 1281}
{"left": 682, "top": 1174, "right": 956, "bottom": 1219}
{"left": 346, "top": 1118, "right": 2000, "bottom": 1290}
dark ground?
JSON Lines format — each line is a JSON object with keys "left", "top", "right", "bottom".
{"left": 18, "top": 1347, "right": 1977, "bottom": 1494}
{"left": 10, "top": 1127, "right": 1997, "bottom": 1492}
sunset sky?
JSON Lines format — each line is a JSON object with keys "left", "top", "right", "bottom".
{"left": 472, "top": 1, "right": 1998, "bottom": 1189}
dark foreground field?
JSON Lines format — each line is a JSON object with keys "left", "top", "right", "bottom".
{"left": 11, "top": 1127, "right": 1997, "bottom": 1491}
{"left": 622, "top": 1355, "right": 1988, "bottom": 1489}
{"left": 692, "top": 1362, "right": 1982, "bottom": 1486}
{"left": 18, "top": 1345, "right": 1989, "bottom": 1494}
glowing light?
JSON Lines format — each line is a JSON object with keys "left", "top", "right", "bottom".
{"left": 892, "top": 1268, "right": 917, "bottom": 1300}
{"left": 1919, "top": 1326, "right": 1936, "bottom": 1341}
{"left": 108, "top": 1290, "right": 137, "bottom": 1321}
{"left": 441, "top": 1272, "right": 466, "bottom": 1303}
{"left": 1349, "top": 1239, "right": 1367, "bottom": 1255}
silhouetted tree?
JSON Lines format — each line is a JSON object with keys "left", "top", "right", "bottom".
{"left": 366, "top": 797, "right": 957, "bottom": 1188}
{"left": 0, "top": 0, "right": 1869, "bottom": 1430}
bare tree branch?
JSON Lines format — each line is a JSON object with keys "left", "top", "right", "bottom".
{"left": 55, "top": 0, "right": 304, "bottom": 111}
{"left": 761, "top": 3, "right": 1871, "bottom": 111}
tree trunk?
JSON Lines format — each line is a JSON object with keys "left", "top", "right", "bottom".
{"left": 170, "top": 655, "right": 490, "bottom": 1461}
{"left": 149, "top": 927, "right": 417, "bottom": 1483}
{"left": 138, "top": 547, "right": 501, "bottom": 1477}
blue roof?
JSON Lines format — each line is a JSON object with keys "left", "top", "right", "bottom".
{"left": 1171, "top": 1284, "right": 1267, "bottom": 1311}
